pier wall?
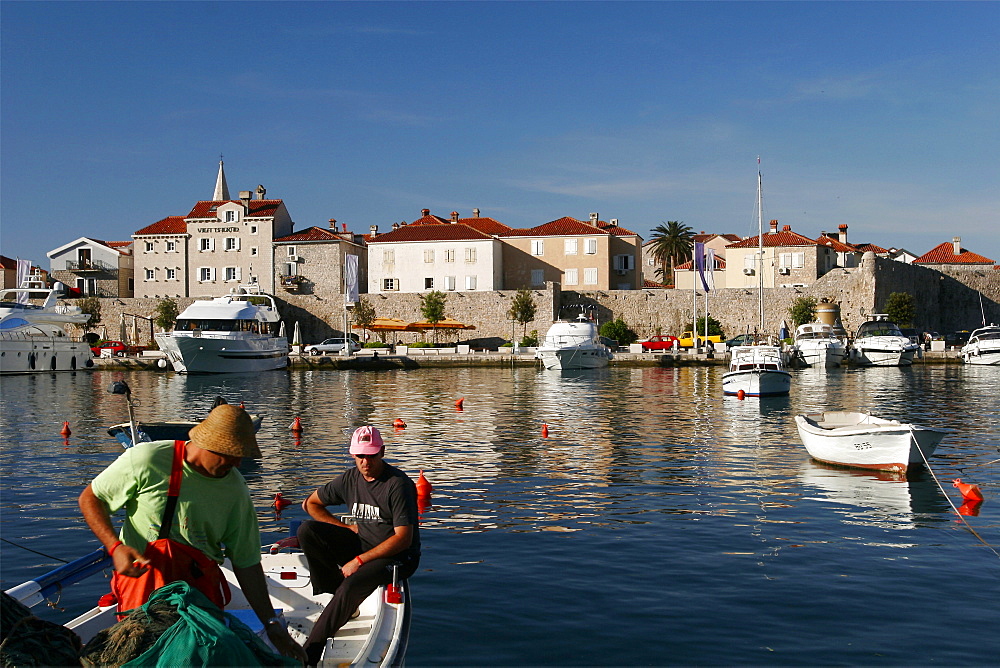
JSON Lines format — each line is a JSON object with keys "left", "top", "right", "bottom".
{"left": 82, "top": 257, "right": 999, "bottom": 346}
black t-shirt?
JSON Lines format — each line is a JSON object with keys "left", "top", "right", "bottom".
{"left": 317, "top": 463, "right": 421, "bottom": 557}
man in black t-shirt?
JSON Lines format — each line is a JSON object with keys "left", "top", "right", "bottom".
{"left": 297, "top": 425, "right": 420, "bottom": 665}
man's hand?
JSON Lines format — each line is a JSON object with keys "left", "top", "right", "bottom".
{"left": 266, "top": 623, "right": 308, "bottom": 664}
{"left": 111, "top": 544, "right": 150, "bottom": 577}
{"left": 340, "top": 557, "right": 362, "bottom": 578}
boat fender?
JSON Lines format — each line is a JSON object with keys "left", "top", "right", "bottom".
{"left": 737, "top": 390, "right": 746, "bottom": 400}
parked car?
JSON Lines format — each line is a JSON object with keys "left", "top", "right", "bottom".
{"left": 945, "top": 331, "right": 971, "bottom": 347}
{"left": 91, "top": 340, "right": 146, "bottom": 356}
{"left": 304, "top": 338, "right": 361, "bottom": 355}
{"left": 640, "top": 335, "right": 679, "bottom": 352}
{"left": 899, "top": 328, "right": 921, "bottom": 345}
{"left": 677, "top": 331, "right": 724, "bottom": 348}
{"left": 725, "top": 334, "right": 756, "bottom": 349}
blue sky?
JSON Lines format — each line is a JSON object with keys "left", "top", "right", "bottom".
{"left": 2, "top": 1, "right": 998, "bottom": 268}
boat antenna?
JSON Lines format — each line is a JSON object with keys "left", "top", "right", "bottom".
{"left": 757, "top": 160, "right": 766, "bottom": 335}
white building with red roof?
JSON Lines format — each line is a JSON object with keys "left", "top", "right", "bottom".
{"left": 46, "top": 237, "right": 134, "bottom": 297}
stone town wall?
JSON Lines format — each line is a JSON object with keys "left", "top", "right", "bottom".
{"left": 78, "top": 256, "right": 999, "bottom": 347}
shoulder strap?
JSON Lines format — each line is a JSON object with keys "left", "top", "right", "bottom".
{"left": 157, "top": 440, "right": 186, "bottom": 540}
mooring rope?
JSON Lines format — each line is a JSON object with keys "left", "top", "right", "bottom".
{"left": 0, "top": 537, "right": 69, "bottom": 563}
{"left": 911, "top": 427, "right": 1000, "bottom": 559}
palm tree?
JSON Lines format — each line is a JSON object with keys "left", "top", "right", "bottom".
{"left": 648, "top": 221, "right": 694, "bottom": 287}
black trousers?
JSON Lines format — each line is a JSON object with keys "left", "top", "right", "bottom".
{"left": 296, "top": 520, "right": 419, "bottom": 665}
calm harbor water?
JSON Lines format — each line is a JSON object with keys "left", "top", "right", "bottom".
{"left": 2, "top": 364, "right": 998, "bottom": 665}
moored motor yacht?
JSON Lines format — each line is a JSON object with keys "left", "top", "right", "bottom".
{"left": 847, "top": 317, "right": 919, "bottom": 367}
{"left": 0, "top": 276, "right": 94, "bottom": 374}
{"left": 722, "top": 341, "right": 792, "bottom": 397}
{"left": 535, "top": 312, "right": 613, "bottom": 370}
{"left": 155, "top": 280, "right": 288, "bottom": 373}
{"left": 960, "top": 324, "right": 1000, "bottom": 365}
{"left": 791, "top": 322, "right": 847, "bottom": 368}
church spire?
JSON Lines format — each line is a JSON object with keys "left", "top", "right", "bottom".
{"left": 213, "top": 158, "right": 230, "bottom": 201}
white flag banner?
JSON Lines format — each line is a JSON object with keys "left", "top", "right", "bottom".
{"left": 344, "top": 254, "right": 359, "bottom": 304}
{"left": 706, "top": 249, "right": 717, "bottom": 291}
{"left": 15, "top": 259, "right": 32, "bottom": 304}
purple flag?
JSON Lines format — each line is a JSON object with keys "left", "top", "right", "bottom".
{"left": 694, "top": 243, "right": 710, "bottom": 291}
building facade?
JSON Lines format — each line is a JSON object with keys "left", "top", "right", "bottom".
{"left": 46, "top": 237, "right": 134, "bottom": 297}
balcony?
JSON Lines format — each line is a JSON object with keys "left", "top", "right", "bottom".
{"left": 280, "top": 274, "right": 305, "bottom": 292}
{"left": 66, "top": 258, "right": 117, "bottom": 274}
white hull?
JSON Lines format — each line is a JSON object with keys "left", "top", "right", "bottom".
{"left": 849, "top": 321, "right": 919, "bottom": 367}
{"left": 795, "top": 411, "right": 950, "bottom": 473}
{"left": 723, "top": 345, "right": 791, "bottom": 396}
{"left": 791, "top": 324, "right": 846, "bottom": 368}
{"left": 156, "top": 332, "right": 288, "bottom": 373}
{"left": 57, "top": 551, "right": 408, "bottom": 667}
{"left": 537, "top": 346, "right": 612, "bottom": 370}
{"left": 961, "top": 326, "right": 1000, "bottom": 365}
{"left": 850, "top": 345, "right": 916, "bottom": 367}
{"left": 0, "top": 335, "right": 93, "bottom": 374}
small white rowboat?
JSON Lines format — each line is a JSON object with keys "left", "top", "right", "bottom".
{"left": 794, "top": 411, "right": 951, "bottom": 474}
{"left": 7, "top": 544, "right": 410, "bottom": 667}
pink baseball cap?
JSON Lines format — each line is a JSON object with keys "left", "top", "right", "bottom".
{"left": 350, "top": 425, "right": 384, "bottom": 455}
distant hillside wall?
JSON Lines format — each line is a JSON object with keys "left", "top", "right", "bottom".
{"left": 83, "top": 258, "right": 999, "bottom": 347}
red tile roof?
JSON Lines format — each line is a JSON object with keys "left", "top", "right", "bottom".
{"left": 675, "top": 256, "right": 727, "bottom": 270}
{"left": 643, "top": 278, "right": 668, "bottom": 288}
{"left": 853, "top": 243, "right": 889, "bottom": 254}
{"left": 135, "top": 216, "right": 187, "bottom": 235}
{"left": 368, "top": 224, "right": 494, "bottom": 243}
{"left": 274, "top": 227, "right": 345, "bottom": 243}
{"left": 814, "top": 235, "right": 857, "bottom": 253}
{"left": 505, "top": 216, "right": 637, "bottom": 238}
{"left": 914, "top": 242, "right": 994, "bottom": 265}
{"left": 727, "top": 227, "right": 817, "bottom": 249}
{"left": 186, "top": 199, "right": 283, "bottom": 219}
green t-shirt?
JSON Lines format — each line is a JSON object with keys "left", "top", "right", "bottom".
{"left": 90, "top": 440, "right": 262, "bottom": 569}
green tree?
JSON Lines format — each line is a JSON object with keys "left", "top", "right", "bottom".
{"left": 788, "top": 296, "right": 818, "bottom": 327}
{"left": 353, "top": 296, "right": 377, "bottom": 340}
{"left": 696, "top": 315, "right": 724, "bottom": 337}
{"left": 507, "top": 289, "right": 537, "bottom": 341}
{"left": 599, "top": 317, "right": 638, "bottom": 346}
{"left": 419, "top": 290, "right": 447, "bottom": 344}
{"left": 648, "top": 221, "right": 694, "bottom": 287}
{"left": 884, "top": 292, "right": 916, "bottom": 327}
{"left": 154, "top": 298, "right": 179, "bottom": 332}
{"left": 79, "top": 296, "right": 102, "bottom": 332}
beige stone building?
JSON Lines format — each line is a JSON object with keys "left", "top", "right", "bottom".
{"left": 273, "top": 221, "right": 368, "bottom": 301}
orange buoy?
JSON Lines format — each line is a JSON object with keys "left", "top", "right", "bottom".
{"left": 958, "top": 498, "right": 983, "bottom": 517}
{"left": 290, "top": 417, "right": 303, "bottom": 433}
{"left": 415, "top": 470, "right": 432, "bottom": 497}
{"left": 737, "top": 390, "right": 746, "bottom": 400}
{"left": 542, "top": 423, "right": 549, "bottom": 438}
{"left": 393, "top": 418, "right": 407, "bottom": 429}
{"left": 953, "top": 478, "right": 984, "bottom": 502}
{"left": 455, "top": 397, "right": 464, "bottom": 410}
{"left": 60, "top": 421, "right": 72, "bottom": 437}
{"left": 271, "top": 492, "right": 292, "bottom": 511}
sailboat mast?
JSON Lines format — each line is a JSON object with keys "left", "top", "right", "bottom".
{"left": 757, "top": 166, "right": 765, "bottom": 334}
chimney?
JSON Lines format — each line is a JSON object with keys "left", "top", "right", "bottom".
{"left": 953, "top": 236, "right": 962, "bottom": 255}
{"left": 369, "top": 224, "right": 378, "bottom": 237}
{"left": 341, "top": 222, "right": 347, "bottom": 233}
{"left": 451, "top": 211, "right": 459, "bottom": 223}
{"left": 589, "top": 212, "right": 599, "bottom": 226}
{"left": 769, "top": 219, "right": 778, "bottom": 232}
{"left": 473, "top": 208, "right": 480, "bottom": 217}
{"left": 255, "top": 184, "right": 266, "bottom": 200}
{"left": 782, "top": 224, "right": 791, "bottom": 232}
{"left": 239, "top": 191, "right": 252, "bottom": 210}
{"left": 610, "top": 218, "right": 619, "bottom": 227}
{"left": 329, "top": 218, "right": 337, "bottom": 230}
{"left": 838, "top": 224, "right": 848, "bottom": 244}
{"left": 421, "top": 208, "right": 430, "bottom": 217}
{"left": 392, "top": 222, "right": 400, "bottom": 231}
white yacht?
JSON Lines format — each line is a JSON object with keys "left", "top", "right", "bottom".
{"left": 848, "top": 317, "right": 919, "bottom": 367}
{"left": 535, "top": 312, "right": 613, "bottom": 370}
{"left": 960, "top": 324, "right": 1000, "bottom": 365}
{"left": 791, "top": 322, "right": 847, "bottom": 368}
{"left": 0, "top": 277, "right": 94, "bottom": 374}
{"left": 155, "top": 281, "right": 288, "bottom": 373}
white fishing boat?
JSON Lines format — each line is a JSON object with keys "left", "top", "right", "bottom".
{"left": 847, "top": 317, "right": 919, "bottom": 367}
{"left": 155, "top": 280, "right": 288, "bottom": 373}
{"left": 960, "top": 324, "right": 1000, "bottom": 365}
{"left": 794, "top": 411, "right": 951, "bottom": 473}
{"left": 791, "top": 322, "right": 847, "bottom": 368}
{"left": 6, "top": 543, "right": 410, "bottom": 667}
{"left": 0, "top": 275, "right": 94, "bottom": 374}
{"left": 721, "top": 165, "right": 791, "bottom": 397}
{"left": 535, "top": 311, "right": 613, "bottom": 370}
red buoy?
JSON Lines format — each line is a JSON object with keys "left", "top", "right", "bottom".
{"left": 953, "top": 478, "right": 984, "bottom": 502}
{"left": 271, "top": 492, "right": 292, "bottom": 511}
{"left": 542, "top": 423, "right": 549, "bottom": 438}
{"left": 393, "top": 418, "right": 407, "bottom": 429}
{"left": 455, "top": 397, "right": 465, "bottom": 410}
{"left": 290, "top": 417, "right": 303, "bottom": 433}
{"left": 737, "top": 390, "right": 746, "bottom": 401}
{"left": 415, "top": 470, "right": 432, "bottom": 497}
{"left": 60, "top": 421, "right": 72, "bottom": 437}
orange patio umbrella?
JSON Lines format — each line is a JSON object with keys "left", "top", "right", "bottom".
{"left": 352, "top": 317, "right": 420, "bottom": 332}
{"left": 406, "top": 318, "right": 477, "bottom": 331}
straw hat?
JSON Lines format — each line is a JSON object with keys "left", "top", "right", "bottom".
{"left": 189, "top": 404, "right": 261, "bottom": 459}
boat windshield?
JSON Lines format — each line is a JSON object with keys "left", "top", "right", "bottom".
{"left": 857, "top": 321, "right": 903, "bottom": 337}
{"left": 176, "top": 319, "right": 274, "bottom": 334}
